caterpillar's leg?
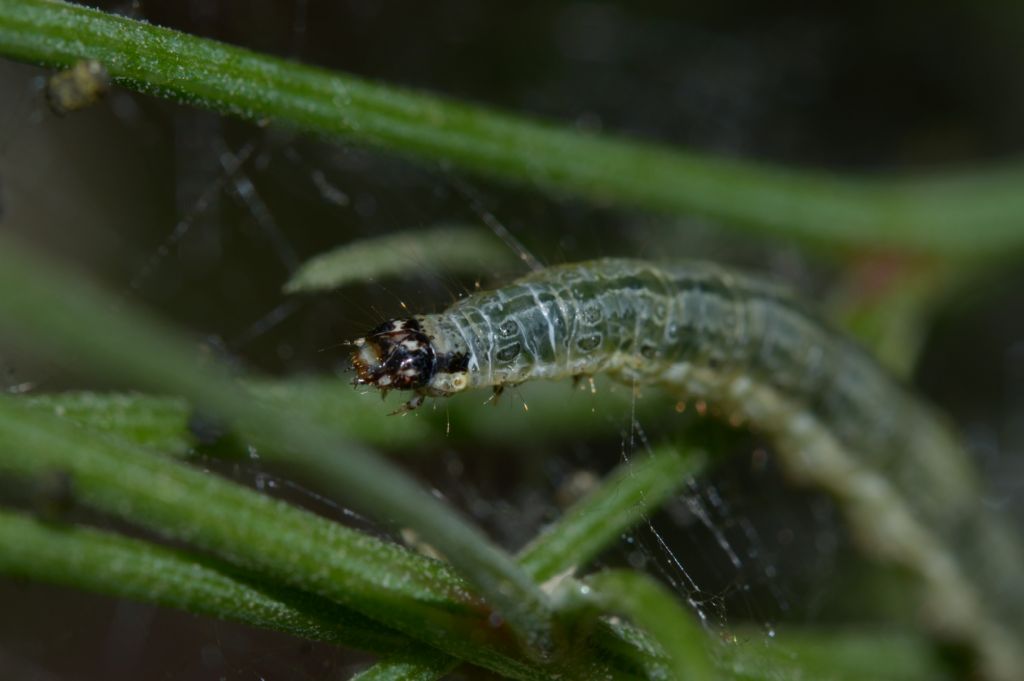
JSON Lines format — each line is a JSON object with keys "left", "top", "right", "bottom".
{"left": 572, "top": 374, "right": 597, "bottom": 394}
{"left": 486, "top": 385, "right": 505, "bottom": 406}
{"left": 390, "top": 393, "right": 425, "bottom": 415}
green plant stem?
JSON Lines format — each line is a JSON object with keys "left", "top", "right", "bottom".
{"left": 15, "top": 389, "right": 707, "bottom": 681}
{"left": 2, "top": 0, "right": 1024, "bottom": 256}
{"left": 0, "top": 436, "right": 693, "bottom": 680}
{"left": 0, "top": 397, "right": 653, "bottom": 681}
{"left": 7, "top": 349, "right": 945, "bottom": 681}
{"left": 360, "top": 444, "right": 707, "bottom": 680}
{"left": 0, "top": 473, "right": 947, "bottom": 681}
{"left": 720, "top": 627, "right": 952, "bottom": 681}
{"left": 0, "top": 399, "right": 484, "bottom": 654}
{"left": 560, "top": 570, "right": 716, "bottom": 681}
{"left": 0, "top": 234, "right": 553, "bottom": 657}
{"left": 348, "top": 658, "right": 458, "bottom": 681}
{"left": 519, "top": 446, "right": 704, "bottom": 582}
{"left": 20, "top": 378, "right": 667, "bottom": 454}
{"left": 0, "top": 510, "right": 421, "bottom": 655}
{"left": 283, "top": 225, "right": 516, "bottom": 294}
{"left": 22, "top": 391, "right": 196, "bottom": 455}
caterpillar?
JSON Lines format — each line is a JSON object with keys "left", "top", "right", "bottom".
{"left": 352, "top": 258, "right": 1024, "bottom": 681}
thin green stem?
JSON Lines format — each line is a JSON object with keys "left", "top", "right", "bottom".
{"left": 360, "top": 445, "right": 707, "bottom": 679}
{"left": 20, "top": 378, "right": 668, "bottom": 454}
{"left": 719, "top": 627, "right": 952, "bottom": 681}
{"left": 0, "top": 444, "right": 948, "bottom": 681}
{"left": 0, "top": 449, "right": 458, "bottom": 681}
{"left": 0, "top": 233, "right": 552, "bottom": 655}
{"left": 22, "top": 391, "right": 195, "bottom": 456}
{"left": 0, "top": 400, "right": 484, "bottom": 657}
{"left": 348, "top": 658, "right": 457, "bottom": 681}
{"left": 0, "top": 511, "right": 421, "bottom": 656}
{"left": 519, "top": 446, "right": 705, "bottom": 582}
{"left": 0, "top": 397, "right": 650, "bottom": 681}
{"left": 560, "top": 570, "right": 716, "bottom": 681}
{"left": 1, "top": 0, "right": 1023, "bottom": 256}
{"left": 284, "top": 225, "right": 516, "bottom": 294}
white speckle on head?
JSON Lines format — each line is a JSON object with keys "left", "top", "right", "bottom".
{"left": 357, "top": 344, "right": 379, "bottom": 367}
{"left": 430, "top": 371, "right": 470, "bottom": 395}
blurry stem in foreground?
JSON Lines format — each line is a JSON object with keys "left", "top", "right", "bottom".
{"left": 0, "top": 232, "right": 554, "bottom": 660}
{"left": 1, "top": 0, "right": 1024, "bottom": 257}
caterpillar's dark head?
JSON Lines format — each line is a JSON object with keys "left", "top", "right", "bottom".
{"left": 352, "top": 317, "right": 472, "bottom": 412}
{"left": 351, "top": 319, "right": 435, "bottom": 393}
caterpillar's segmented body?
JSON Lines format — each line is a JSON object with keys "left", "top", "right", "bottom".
{"left": 353, "top": 258, "right": 1024, "bottom": 680}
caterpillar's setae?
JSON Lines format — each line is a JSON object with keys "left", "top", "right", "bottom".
{"left": 352, "top": 258, "right": 1024, "bottom": 680}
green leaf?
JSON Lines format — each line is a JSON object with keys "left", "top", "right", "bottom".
{"left": 0, "top": 396, "right": 646, "bottom": 680}
{"left": 520, "top": 446, "right": 705, "bottom": 583}
{"left": 284, "top": 225, "right": 516, "bottom": 294}
{"left": 0, "top": 510, "right": 421, "bottom": 655}
{"left": 348, "top": 657, "right": 457, "bottom": 681}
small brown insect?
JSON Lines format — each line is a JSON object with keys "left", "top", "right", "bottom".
{"left": 46, "top": 59, "right": 111, "bottom": 115}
